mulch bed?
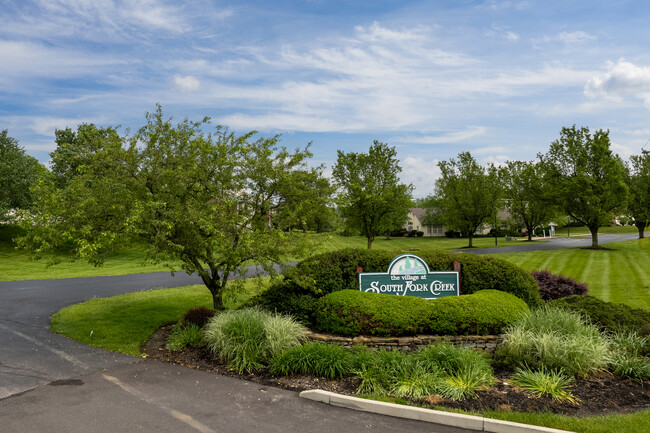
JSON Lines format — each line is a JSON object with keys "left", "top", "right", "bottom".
{"left": 143, "top": 325, "right": 649, "bottom": 417}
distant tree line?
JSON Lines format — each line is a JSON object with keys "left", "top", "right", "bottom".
{"left": 2, "top": 112, "right": 650, "bottom": 306}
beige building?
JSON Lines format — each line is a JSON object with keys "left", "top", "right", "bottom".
{"left": 404, "top": 208, "right": 445, "bottom": 237}
{"left": 403, "top": 208, "right": 515, "bottom": 237}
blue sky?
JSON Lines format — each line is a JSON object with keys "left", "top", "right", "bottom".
{"left": 2, "top": 0, "right": 650, "bottom": 196}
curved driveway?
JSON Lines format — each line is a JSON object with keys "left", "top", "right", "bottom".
{"left": 0, "top": 234, "right": 639, "bottom": 432}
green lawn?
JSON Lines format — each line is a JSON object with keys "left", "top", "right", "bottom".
{"left": 2, "top": 223, "right": 645, "bottom": 283}
{"left": 1, "top": 224, "right": 523, "bottom": 281}
{"left": 0, "top": 225, "right": 179, "bottom": 281}
{"left": 50, "top": 278, "right": 269, "bottom": 356}
{"left": 313, "top": 233, "right": 522, "bottom": 252}
{"left": 553, "top": 225, "right": 639, "bottom": 236}
{"left": 493, "top": 238, "right": 650, "bottom": 311}
{"left": 366, "top": 395, "right": 650, "bottom": 433}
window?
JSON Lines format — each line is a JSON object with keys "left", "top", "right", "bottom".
{"left": 427, "top": 225, "right": 443, "bottom": 235}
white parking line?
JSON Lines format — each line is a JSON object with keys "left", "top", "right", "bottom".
{"left": 0, "top": 323, "right": 89, "bottom": 370}
{"left": 103, "top": 374, "right": 217, "bottom": 433}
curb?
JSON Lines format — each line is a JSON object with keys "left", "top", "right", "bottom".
{"left": 299, "top": 390, "right": 574, "bottom": 433}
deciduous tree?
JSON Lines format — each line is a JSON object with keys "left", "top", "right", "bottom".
{"left": 502, "top": 160, "right": 559, "bottom": 241}
{"left": 541, "top": 126, "right": 628, "bottom": 249}
{"left": 19, "top": 107, "right": 320, "bottom": 309}
{"left": 332, "top": 141, "right": 413, "bottom": 249}
{"left": 433, "top": 152, "right": 502, "bottom": 248}
{"left": 0, "top": 130, "right": 46, "bottom": 221}
{"left": 626, "top": 152, "right": 650, "bottom": 239}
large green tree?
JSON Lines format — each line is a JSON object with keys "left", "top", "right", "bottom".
{"left": 19, "top": 107, "right": 321, "bottom": 309}
{"left": 541, "top": 126, "right": 628, "bottom": 248}
{"left": 626, "top": 151, "right": 650, "bottom": 239}
{"left": 50, "top": 124, "right": 123, "bottom": 188}
{"left": 502, "top": 160, "right": 559, "bottom": 241}
{"left": 433, "top": 151, "right": 502, "bottom": 248}
{"left": 0, "top": 130, "right": 46, "bottom": 221}
{"left": 332, "top": 141, "right": 413, "bottom": 249}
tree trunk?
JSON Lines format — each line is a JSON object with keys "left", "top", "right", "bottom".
{"left": 589, "top": 226, "right": 599, "bottom": 248}
{"left": 467, "top": 234, "right": 473, "bottom": 248}
{"left": 367, "top": 235, "right": 373, "bottom": 249}
{"left": 211, "top": 290, "right": 224, "bottom": 310}
{"left": 636, "top": 222, "right": 646, "bottom": 239}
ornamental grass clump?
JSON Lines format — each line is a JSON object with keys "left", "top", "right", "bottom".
{"left": 269, "top": 342, "right": 353, "bottom": 379}
{"left": 512, "top": 366, "right": 579, "bottom": 404}
{"left": 502, "top": 307, "right": 611, "bottom": 377}
{"left": 609, "top": 330, "right": 650, "bottom": 382}
{"left": 415, "top": 343, "right": 495, "bottom": 400}
{"left": 351, "top": 344, "right": 495, "bottom": 401}
{"left": 165, "top": 323, "right": 205, "bottom": 350}
{"left": 204, "top": 308, "right": 306, "bottom": 373}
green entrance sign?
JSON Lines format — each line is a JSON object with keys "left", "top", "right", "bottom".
{"left": 358, "top": 254, "right": 459, "bottom": 300}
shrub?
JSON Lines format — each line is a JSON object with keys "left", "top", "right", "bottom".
{"left": 252, "top": 248, "right": 541, "bottom": 325}
{"left": 165, "top": 323, "right": 205, "bottom": 350}
{"left": 286, "top": 248, "right": 541, "bottom": 304}
{"left": 531, "top": 270, "right": 588, "bottom": 301}
{"left": 548, "top": 295, "right": 650, "bottom": 338}
{"left": 501, "top": 307, "right": 611, "bottom": 376}
{"left": 247, "top": 278, "right": 320, "bottom": 326}
{"left": 204, "top": 308, "right": 306, "bottom": 373}
{"left": 269, "top": 342, "right": 353, "bottom": 379}
{"left": 315, "top": 289, "right": 529, "bottom": 337}
{"left": 182, "top": 306, "right": 216, "bottom": 327}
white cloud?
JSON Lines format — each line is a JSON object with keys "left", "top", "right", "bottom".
{"left": 396, "top": 127, "right": 487, "bottom": 145}
{"left": 29, "top": 116, "right": 97, "bottom": 135}
{"left": 585, "top": 60, "right": 650, "bottom": 107}
{"left": 401, "top": 156, "right": 441, "bottom": 197}
{"left": 557, "top": 31, "right": 596, "bottom": 45}
{"left": 506, "top": 31, "right": 519, "bottom": 42}
{"left": 174, "top": 75, "right": 200, "bottom": 92}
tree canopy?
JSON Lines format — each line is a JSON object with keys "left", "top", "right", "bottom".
{"left": 541, "top": 125, "right": 628, "bottom": 248}
{"left": 332, "top": 141, "right": 413, "bottom": 249}
{"left": 433, "top": 151, "right": 502, "bottom": 248}
{"left": 0, "top": 130, "right": 46, "bottom": 221}
{"left": 502, "top": 160, "right": 558, "bottom": 241}
{"left": 19, "top": 107, "right": 325, "bottom": 309}
{"left": 626, "top": 151, "right": 650, "bottom": 239}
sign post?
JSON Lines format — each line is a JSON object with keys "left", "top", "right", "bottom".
{"left": 358, "top": 254, "right": 460, "bottom": 300}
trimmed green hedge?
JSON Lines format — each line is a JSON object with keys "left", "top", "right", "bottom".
{"left": 251, "top": 248, "right": 541, "bottom": 327}
{"left": 314, "top": 289, "right": 530, "bottom": 337}
{"left": 548, "top": 295, "right": 650, "bottom": 337}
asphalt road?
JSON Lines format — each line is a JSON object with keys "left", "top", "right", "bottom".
{"left": 0, "top": 233, "right": 640, "bottom": 432}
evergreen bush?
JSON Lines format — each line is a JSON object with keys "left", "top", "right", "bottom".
{"left": 315, "top": 289, "right": 529, "bottom": 337}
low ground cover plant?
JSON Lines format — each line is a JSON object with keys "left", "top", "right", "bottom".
{"left": 315, "top": 289, "right": 529, "bottom": 337}
{"left": 531, "top": 270, "right": 588, "bottom": 301}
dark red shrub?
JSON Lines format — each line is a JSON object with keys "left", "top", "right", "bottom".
{"left": 182, "top": 306, "right": 216, "bottom": 327}
{"left": 532, "top": 270, "right": 588, "bottom": 301}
